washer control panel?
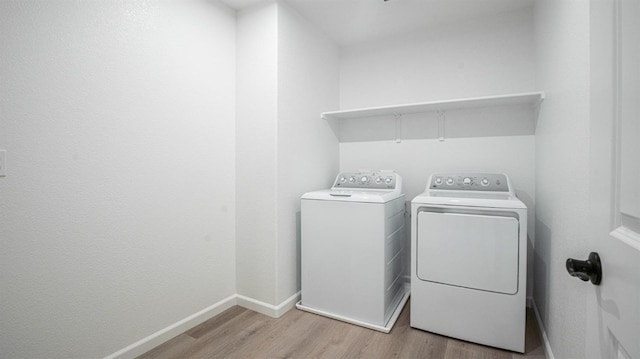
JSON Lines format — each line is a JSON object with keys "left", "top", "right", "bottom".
{"left": 333, "top": 171, "right": 398, "bottom": 190}
{"left": 429, "top": 173, "right": 509, "bottom": 192}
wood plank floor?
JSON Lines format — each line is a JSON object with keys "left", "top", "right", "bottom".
{"left": 138, "top": 301, "right": 546, "bottom": 359}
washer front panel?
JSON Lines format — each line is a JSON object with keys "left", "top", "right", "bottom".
{"left": 416, "top": 209, "right": 519, "bottom": 295}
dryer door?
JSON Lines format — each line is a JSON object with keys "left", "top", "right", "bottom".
{"left": 416, "top": 210, "right": 519, "bottom": 295}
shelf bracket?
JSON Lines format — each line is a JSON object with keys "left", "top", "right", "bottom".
{"left": 394, "top": 113, "right": 402, "bottom": 143}
{"left": 437, "top": 110, "right": 446, "bottom": 142}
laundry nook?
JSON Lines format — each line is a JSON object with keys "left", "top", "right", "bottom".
{"left": 1, "top": 1, "right": 638, "bottom": 358}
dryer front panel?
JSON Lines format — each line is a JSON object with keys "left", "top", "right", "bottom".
{"left": 416, "top": 210, "right": 519, "bottom": 295}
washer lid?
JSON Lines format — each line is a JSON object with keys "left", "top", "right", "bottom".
{"left": 302, "top": 189, "right": 404, "bottom": 203}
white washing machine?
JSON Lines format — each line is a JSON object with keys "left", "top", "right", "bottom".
{"left": 411, "top": 173, "right": 527, "bottom": 352}
{"left": 297, "top": 170, "right": 410, "bottom": 333}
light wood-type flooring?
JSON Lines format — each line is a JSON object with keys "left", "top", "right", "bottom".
{"left": 138, "top": 300, "right": 546, "bottom": 359}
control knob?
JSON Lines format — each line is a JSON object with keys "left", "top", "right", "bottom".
{"left": 385, "top": 177, "right": 393, "bottom": 184}
{"left": 481, "top": 178, "right": 490, "bottom": 186}
{"left": 349, "top": 176, "right": 356, "bottom": 183}
{"left": 446, "top": 177, "right": 454, "bottom": 185}
{"left": 375, "top": 177, "right": 383, "bottom": 184}
{"left": 434, "top": 177, "right": 443, "bottom": 185}
{"left": 463, "top": 177, "right": 472, "bottom": 185}
{"left": 360, "top": 176, "right": 369, "bottom": 183}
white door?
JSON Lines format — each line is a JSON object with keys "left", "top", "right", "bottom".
{"left": 587, "top": 0, "right": 640, "bottom": 358}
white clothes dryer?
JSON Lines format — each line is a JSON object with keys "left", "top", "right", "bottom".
{"left": 411, "top": 173, "right": 527, "bottom": 352}
{"left": 297, "top": 170, "right": 410, "bottom": 333}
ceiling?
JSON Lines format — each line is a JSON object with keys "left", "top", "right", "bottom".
{"left": 220, "top": 0, "right": 535, "bottom": 46}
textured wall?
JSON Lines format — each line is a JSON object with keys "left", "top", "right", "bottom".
{"left": 276, "top": 2, "right": 340, "bottom": 304}
{"left": 0, "top": 1, "right": 237, "bottom": 357}
{"left": 533, "top": 0, "right": 592, "bottom": 357}
{"left": 235, "top": 2, "right": 279, "bottom": 305}
{"left": 338, "top": 7, "right": 536, "bottom": 207}
{"left": 235, "top": 1, "right": 340, "bottom": 307}
{"left": 339, "top": 8, "right": 536, "bottom": 109}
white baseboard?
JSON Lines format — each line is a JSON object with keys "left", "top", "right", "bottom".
{"left": 105, "top": 291, "right": 301, "bottom": 359}
{"left": 104, "top": 294, "right": 237, "bottom": 359}
{"left": 530, "top": 298, "right": 555, "bottom": 359}
{"left": 236, "top": 291, "right": 301, "bottom": 318}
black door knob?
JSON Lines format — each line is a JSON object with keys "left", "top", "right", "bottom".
{"left": 566, "top": 252, "right": 602, "bottom": 285}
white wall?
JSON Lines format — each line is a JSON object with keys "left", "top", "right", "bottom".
{"left": 338, "top": 8, "right": 537, "bottom": 293}
{"left": 235, "top": 1, "right": 279, "bottom": 306}
{"left": 235, "top": 1, "right": 339, "bottom": 308}
{"left": 533, "top": 1, "right": 592, "bottom": 358}
{"left": 276, "top": 2, "right": 340, "bottom": 304}
{"left": 339, "top": 8, "right": 536, "bottom": 109}
{"left": 0, "top": 1, "right": 237, "bottom": 358}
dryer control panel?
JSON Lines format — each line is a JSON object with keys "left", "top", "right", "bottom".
{"left": 333, "top": 170, "right": 399, "bottom": 190}
{"left": 429, "top": 173, "right": 509, "bottom": 192}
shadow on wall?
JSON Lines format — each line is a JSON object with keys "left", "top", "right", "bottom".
{"left": 404, "top": 200, "right": 411, "bottom": 283}
{"left": 534, "top": 217, "right": 551, "bottom": 328}
{"left": 296, "top": 211, "right": 302, "bottom": 290}
{"left": 515, "top": 189, "right": 534, "bottom": 235}
{"left": 516, "top": 189, "right": 535, "bottom": 299}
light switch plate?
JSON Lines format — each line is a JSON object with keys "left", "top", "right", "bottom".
{"left": 0, "top": 150, "right": 6, "bottom": 177}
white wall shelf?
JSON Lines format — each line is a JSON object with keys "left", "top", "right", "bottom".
{"left": 321, "top": 92, "right": 545, "bottom": 121}
{"left": 322, "top": 92, "right": 545, "bottom": 142}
